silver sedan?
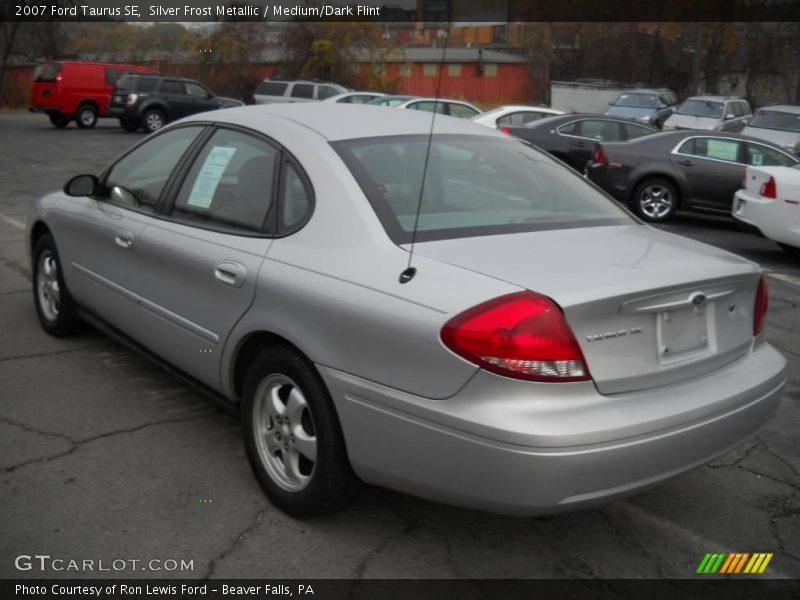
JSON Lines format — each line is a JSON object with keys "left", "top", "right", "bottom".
{"left": 27, "top": 104, "right": 786, "bottom": 517}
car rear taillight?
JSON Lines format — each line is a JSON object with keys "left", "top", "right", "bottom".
{"left": 501, "top": 127, "right": 512, "bottom": 135}
{"left": 759, "top": 176, "right": 777, "bottom": 199}
{"left": 753, "top": 275, "right": 768, "bottom": 336}
{"left": 441, "top": 291, "right": 590, "bottom": 382}
{"left": 592, "top": 144, "right": 607, "bottom": 165}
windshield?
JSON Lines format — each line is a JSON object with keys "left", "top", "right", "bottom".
{"left": 612, "top": 93, "right": 657, "bottom": 108}
{"left": 333, "top": 135, "right": 632, "bottom": 244}
{"left": 748, "top": 110, "right": 800, "bottom": 133}
{"left": 677, "top": 100, "right": 724, "bottom": 118}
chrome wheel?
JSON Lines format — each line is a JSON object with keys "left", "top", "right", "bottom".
{"left": 638, "top": 183, "right": 674, "bottom": 220}
{"left": 79, "top": 109, "right": 94, "bottom": 127}
{"left": 145, "top": 111, "right": 164, "bottom": 132}
{"left": 36, "top": 250, "right": 61, "bottom": 322}
{"left": 252, "top": 374, "right": 317, "bottom": 492}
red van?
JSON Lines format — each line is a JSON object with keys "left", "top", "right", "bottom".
{"left": 30, "top": 61, "right": 156, "bottom": 129}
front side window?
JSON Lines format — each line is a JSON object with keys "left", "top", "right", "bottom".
{"left": 334, "top": 134, "right": 632, "bottom": 244}
{"left": 171, "top": 129, "right": 279, "bottom": 233}
{"left": 678, "top": 138, "right": 742, "bottom": 163}
{"left": 186, "top": 82, "right": 209, "bottom": 97}
{"left": 136, "top": 77, "right": 159, "bottom": 93}
{"left": 256, "top": 81, "right": 288, "bottom": 96}
{"left": 745, "top": 144, "right": 797, "bottom": 167}
{"left": 103, "top": 126, "right": 203, "bottom": 213}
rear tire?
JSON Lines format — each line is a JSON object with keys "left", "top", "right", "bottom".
{"left": 119, "top": 118, "right": 140, "bottom": 132}
{"left": 141, "top": 109, "right": 165, "bottom": 133}
{"left": 632, "top": 178, "right": 679, "bottom": 222}
{"left": 48, "top": 114, "right": 70, "bottom": 128}
{"left": 75, "top": 104, "right": 98, "bottom": 129}
{"left": 241, "top": 346, "right": 358, "bottom": 517}
{"left": 32, "top": 234, "right": 82, "bottom": 336}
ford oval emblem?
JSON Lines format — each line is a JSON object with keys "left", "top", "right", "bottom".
{"left": 690, "top": 292, "right": 707, "bottom": 306}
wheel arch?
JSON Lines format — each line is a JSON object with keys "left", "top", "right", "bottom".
{"left": 29, "top": 220, "right": 52, "bottom": 256}
{"left": 230, "top": 330, "right": 315, "bottom": 403}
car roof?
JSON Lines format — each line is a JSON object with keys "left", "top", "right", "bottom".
{"left": 755, "top": 105, "right": 800, "bottom": 114}
{"left": 489, "top": 105, "right": 563, "bottom": 112}
{"left": 683, "top": 95, "right": 746, "bottom": 102}
{"left": 186, "top": 103, "right": 505, "bottom": 141}
{"left": 261, "top": 78, "right": 344, "bottom": 86}
{"left": 629, "top": 130, "right": 783, "bottom": 145}
{"left": 534, "top": 113, "right": 656, "bottom": 126}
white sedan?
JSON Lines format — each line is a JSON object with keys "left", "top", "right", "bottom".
{"left": 322, "top": 92, "right": 386, "bottom": 104}
{"left": 734, "top": 165, "right": 800, "bottom": 254}
{"left": 471, "top": 105, "right": 565, "bottom": 129}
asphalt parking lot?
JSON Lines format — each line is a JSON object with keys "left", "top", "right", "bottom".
{"left": 1, "top": 111, "right": 799, "bottom": 580}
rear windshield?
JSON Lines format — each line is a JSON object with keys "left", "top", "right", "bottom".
{"left": 33, "top": 63, "right": 60, "bottom": 82}
{"left": 333, "top": 134, "right": 632, "bottom": 244}
{"left": 613, "top": 93, "right": 657, "bottom": 108}
{"left": 749, "top": 110, "right": 800, "bottom": 133}
{"left": 677, "top": 99, "right": 724, "bottom": 118}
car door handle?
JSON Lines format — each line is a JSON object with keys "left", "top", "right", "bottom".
{"left": 678, "top": 160, "right": 694, "bottom": 167}
{"left": 114, "top": 231, "right": 134, "bottom": 249}
{"left": 214, "top": 261, "right": 246, "bottom": 288}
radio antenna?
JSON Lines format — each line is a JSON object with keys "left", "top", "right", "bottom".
{"left": 399, "top": 19, "right": 451, "bottom": 284}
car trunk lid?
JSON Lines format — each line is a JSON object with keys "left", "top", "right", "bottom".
{"left": 413, "top": 225, "right": 760, "bottom": 394}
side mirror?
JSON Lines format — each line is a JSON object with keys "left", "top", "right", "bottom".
{"left": 64, "top": 174, "right": 98, "bottom": 197}
{"left": 725, "top": 113, "right": 735, "bottom": 120}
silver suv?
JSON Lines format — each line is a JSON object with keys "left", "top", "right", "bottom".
{"left": 663, "top": 96, "right": 752, "bottom": 133}
{"left": 253, "top": 79, "right": 348, "bottom": 104}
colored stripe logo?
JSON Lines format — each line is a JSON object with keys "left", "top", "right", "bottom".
{"left": 696, "top": 552, "right": 773, "bottom": 574}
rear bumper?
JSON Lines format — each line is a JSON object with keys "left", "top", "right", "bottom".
{"left": 734, "top": 189, "right": 800, "bottom": 248}
{"left": 321, "top": 341, "right": 785, "bottom": 515}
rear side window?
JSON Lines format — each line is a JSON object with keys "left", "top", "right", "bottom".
{"left": 160, "top": 80, "right": 186, "bottom": 95}
{"left": 103, "top": 126, "right": 203, "bottom": 213}
{"left": 278, "top": 163, "right": 313, "bottom": 234}
{"left": 408, "top": 101, "right": 447, "bottom": 114}
{"left": 497, "top": 111, "right": 546, "bottom": 127}
{"left": 623, "top": 123, "right": 654, "bottom": 140}
{"left": 291, "top": 84, "right": 314, "bottom": 99}
{"left": 33, "top": 63, "right": 60, "bottom": 82}
{"left": 255, "top": 81, "right": 288, "bottom": 96}
{"left": 172, "top": 129, "right": 279, "bottom": 234}
{"left": 577, "top": 119, "right": 623, "bottom": 141}
{"left": 186, "top": 82, "right": 209, "bottom": 97}
{"left": 136, "top": 77, "right": 159, "bottom": 93}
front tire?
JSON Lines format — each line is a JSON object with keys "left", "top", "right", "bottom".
{"left": 75, "top": 104, "right": 98, "bottom": 129}
{"left": 241, "top": 346, "right": 358, "bottom": 517}
{"left": 142, "top": 109, "right": 165, "bottom": 133}
{"left": 48, "top": 114, "right": 70, "bottom": 128}
{"left": 632, "top": 178, "right": 679, "bottom": 222}
{"left": 33, "top": 234, "right": 82, "bottom": 336}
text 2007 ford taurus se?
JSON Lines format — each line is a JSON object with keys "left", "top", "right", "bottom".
{"left": 27, "top": 104, "right": 786, "bottom": 517}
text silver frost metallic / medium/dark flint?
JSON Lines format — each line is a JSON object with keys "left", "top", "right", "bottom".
{"left": 26, "top": 103, "right": 786, "bottom": 518}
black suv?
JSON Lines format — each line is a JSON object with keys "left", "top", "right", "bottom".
{"left": 108, "top": 75, "right": 244, "bottom": 133}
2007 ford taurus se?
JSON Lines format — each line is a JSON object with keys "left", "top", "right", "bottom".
{"left": 27, "top": 104, "right": 786, "bottom": 517}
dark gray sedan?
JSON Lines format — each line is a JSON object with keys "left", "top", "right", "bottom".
{"left": 586, "top": 130, "right": 798, "bottom": 222}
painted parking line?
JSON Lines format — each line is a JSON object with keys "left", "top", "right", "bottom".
{"left": 0, "top": 214, "right": 26, "bottom": 230}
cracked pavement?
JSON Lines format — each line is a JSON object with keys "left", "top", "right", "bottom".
{"left": 1, "top": 113, "right": 799, "bottom": 580}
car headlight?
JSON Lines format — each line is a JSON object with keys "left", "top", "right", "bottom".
{"left": 126, "top": 94, "right": 139, "bottom": 105}
{"left": 638, "top": 116, "right": 652, "bottom": 123}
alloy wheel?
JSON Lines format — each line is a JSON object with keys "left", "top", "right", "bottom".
{"left": 639, "top": 184, "right": 674, "bottom": 220}
{"left": 37, "top": 250, "right": 61, "bottom": 322}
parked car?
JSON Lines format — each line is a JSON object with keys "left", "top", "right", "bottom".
{"left": 663, "top": 96, "right": 752, "bottom": 133}
{"left": 367, "top": 95, "right": 418, "bottom": 107}
{"left": 108, "top": 74, "right": 244, "bottom": 133}
{"left": 605, "top": 88, "right": 678, "bottom": 129}
{"left": 734, "top": 164, "right": 800, "bottom": 254}
{"left": 394, "top": 97, "right": 482, "bottom": 119}
{"left": 504, "top": 114, "right": 656, "bottom": 172}
{"left": 471, "top": 105, "right": 565, "bottom": 129}
{"left": 28, "top": 103, "right": 785, "bottom": 518}
{"left": 586, "top": 131, "right": 798, "bottom": 222}
{"left": 29, "top": 61, "right": 155, "bottom": 129}
{"left": 253, "top": 78, "right": 348, "bottom": 104}
{"left": 322, "top": 92, "right": 386, "bottom": 104}
{"left": 741, "top": 105, "right": 800, "bottom": 155}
